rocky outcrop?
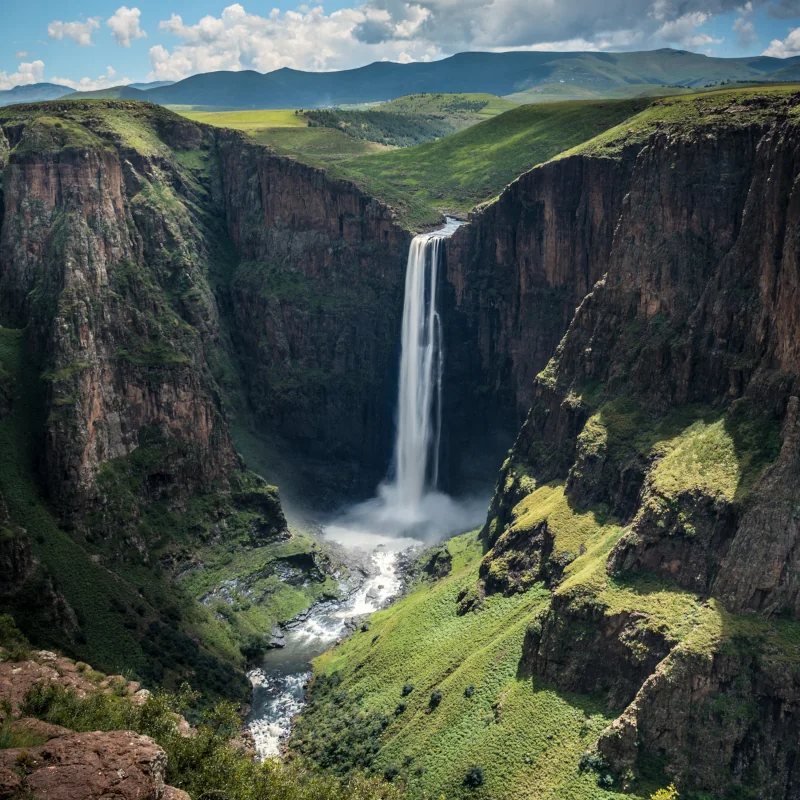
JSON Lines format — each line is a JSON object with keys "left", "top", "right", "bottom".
{"left": 598, "top": 640, "right": 800, "bottom": 799}
{"left": 522, "top": 598, "right": 672, "bottom": 711}
{"left": 0, "top": 730, "right": 174, "bottom": 800}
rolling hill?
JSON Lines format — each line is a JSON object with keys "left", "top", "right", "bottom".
{"left": 55, "top": 48, "right": 800, "bottom": 111}
{"left": 327, "top": 97, "right": 654, "bottom": 227}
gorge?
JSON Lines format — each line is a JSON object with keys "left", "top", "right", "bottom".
{"left": 247, "top": 218, "right": 478, "bottom": 757}
{"left": 1, "top": 86, "right": 800, "bottom": 800}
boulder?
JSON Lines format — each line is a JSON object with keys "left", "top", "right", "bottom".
{"left": 0, "top": 730, "right": 169, "bottom": 800}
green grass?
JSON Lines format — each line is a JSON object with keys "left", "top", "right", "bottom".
{"left": 377, "top": 92, "right": 518, "bottom": 121}
{"left": 178, "top": 107, "right": 388, "bottom": 165}
{"left": 181, "top": 109, "right": 311, "bottom": 130}
{"left": 295, "top": 530, "right": 642, "bottom": 800}
{"left": 248, "top": 126, "right": 386, "bottom": 163}
{"left": 563, "top": 84, "right": 800, "bottom": 161}
{"left": 327, "top": 98, "right": 652, "bottom": 228}
{"left": 505, "top": 84, "right": 695, "bottom": 104}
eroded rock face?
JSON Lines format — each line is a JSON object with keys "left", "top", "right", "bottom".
{"left": 476, "top": 92, "right": 800, "bottom": 796}
{"left": 598, "top": 643, "right": 800, "bottom": 799}
{"left": 438, "top": 150, "right": 640, "bottom": 485}
{"left": 0, "top": 730, "right": 168, "bottom": 800}
{"left": 216, "top": 134, "right": 411, "bottom": 496}
{"left": 0, "top": 114, "right": 237, "bottom": 518}
{"left": 713, "top": 396, "right": 800, "bottom": 616}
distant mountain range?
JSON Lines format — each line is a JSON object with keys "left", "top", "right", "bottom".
{"left": 2, "top": 49, "right": 799, "bottom": 110}
{"left": 0, "top": 80, "right": 175, "bottom": 107}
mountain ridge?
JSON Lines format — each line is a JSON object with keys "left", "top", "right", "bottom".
{"left": 54, "top": 48, "right": 800, "bottom": 109}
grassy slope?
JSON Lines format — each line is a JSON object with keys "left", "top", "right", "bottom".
{"left": 179, "top": 108, "right": 387, "bottom": 163}
{"left": 327, "top": 98, "right": 652, "bottom": 229}
{"left": 297, "top": 398, "right": 800, "bottom": 799}
{"left": 562, "top": 83, "right": 800, "bottom": 160}
{"left": 505, "top": 84, "right": 695, "bottom": 104}
{"left": 297, "top": 532, "right": 638, "bottom": 800}
{"left": 376, "top": 92, "right": 518, "bottom": 121}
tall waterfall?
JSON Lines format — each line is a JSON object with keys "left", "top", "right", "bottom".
{"left": 385, "top": 219, "right": 461, "bottom": 516}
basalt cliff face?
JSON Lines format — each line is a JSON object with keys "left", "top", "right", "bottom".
{"left": 0, "top": 101, "right": 408, "bottom": 697}
{"left": 215, "top": 134, "right": 411, "bottom": 498}
{"left": 473, "top": 91, "right": 800, "bottom": 798}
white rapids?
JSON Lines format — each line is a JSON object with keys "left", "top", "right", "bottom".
{"left": 247, "top": 218, "right": 485, "bottom": 758}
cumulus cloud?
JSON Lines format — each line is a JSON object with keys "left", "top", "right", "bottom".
{"left": 144, "top": 0, "right": 759, "bottom": 82}
{"left": 48, "top": 17, "right": 101, "bottom": 46}
{"left": 49, "top": 65, "right": 133, "bottom": 91}
{"left": 107, "top": 6, "right": 147, "bottom": 47}
{"left": 655, "top": 11, "right": 723, "bottom": 47}
{"left": 0, "top": 60, "right": 45, "bottom": 90}
{"left": 762, "top": 26, "right": 800, "bottom": 55}
{"left": 148, "top": 3, "right": 440, "bottom": 81}
{"left": 14, "top": 51, "right": 29, "bottom": 58}
{"left": 733, "top": 2, "right": 758, "bottom": 48}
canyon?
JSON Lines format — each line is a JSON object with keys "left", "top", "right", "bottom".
{"left": 0, "top": 87, "right": 800, "bottom": 800}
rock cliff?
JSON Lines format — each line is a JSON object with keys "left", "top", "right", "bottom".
{"left": 468, "top": 89, "right": 800, "bottom": 797}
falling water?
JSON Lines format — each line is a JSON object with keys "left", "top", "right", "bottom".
{"left": 383, "top": 218, "right": 461, "bottom": 518}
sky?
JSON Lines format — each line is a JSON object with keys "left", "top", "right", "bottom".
{"left": 1, "top": 0, "right": 799, "bottom": 91}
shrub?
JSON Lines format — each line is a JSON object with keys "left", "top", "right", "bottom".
{"left": 429, "top": 689, "right": 443, "bottom": 709}
{"left": 394, "top": 702, "right": 406, "bottom": 716}
{"left": 578, "top": 751, "right": 607, "bottom": 773}
{"left": 597, "top": 773, "right": 615, "bottom": 789}
{"left": 464, "top": 684, "right": 475, "bottom": 698}
{"left": 651, "top": 785, "right": 679, "bottom": 800}
{"left": 464, "top": 765, "right": 485, "bottom": 788}
{"left": 401, "top": 683, "right": 414, "bottom": 697}
{"left": 20, "top": 682, "right": 401, "bottom": 800}
{"left": 0, "top": 613, "right": 31, "bottom": 660}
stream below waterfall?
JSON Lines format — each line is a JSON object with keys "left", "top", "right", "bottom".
{"left": 246, "top": 217, "right": 483, "bottom": 758}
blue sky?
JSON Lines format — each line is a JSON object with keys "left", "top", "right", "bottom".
{"left": 1, "top": 0, "right": 799, "bottom": 90}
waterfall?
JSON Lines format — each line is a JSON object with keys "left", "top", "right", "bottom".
{"left": 385, "top": 218, "right": 461, "bottom": 516}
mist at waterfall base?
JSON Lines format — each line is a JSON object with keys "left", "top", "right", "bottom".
{"left": 324, "top": 218, "right": 487, "bottom": 552}
{"left": 247, "top": 219, "right": 488, "bottom": 757}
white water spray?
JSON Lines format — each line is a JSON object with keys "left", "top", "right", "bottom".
{"left": 381, "top": 218, "right": 461, "bottom": 522}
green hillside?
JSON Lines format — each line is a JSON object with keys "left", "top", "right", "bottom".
{"left": 328, "top": 97, "right": 652, "bottom": 228}
{"left": 506, "top": 83, "right": 694, "bottom": 103}
{"left": 377, "top": 92, "right": 518, "bottom": 122}
{"left": 179, "top": 108, "right": 388, "bottom": 161}
{"left": 294, "top": 530, "right": 650, "bottom": 800}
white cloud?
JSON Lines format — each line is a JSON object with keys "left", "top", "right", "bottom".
{"left": 145, "top": 0, "right": 748, "bottom": 82}
{"left": 733, "top": 2, "right": 757, "bottom": 48}
{"left": 49, "top": 66, "right": 133, "bottom": 92}
{"left": 762, "top": 26, "right": 800, "bottom": 56}
{"left": 14, "top": 51, "right": 29, "bottom": 58}
{"left": 107, "top": 6, "right": 147, "bottom": 47}
{"left": 48, "top": 17, "right": 101, "bottom": 47}
{"left": 148, "top": 3, "right": 441, "bottom": 81}
{"left": 0, "top": 60, "right": 45, "bottom": 90}
{"left": 655, "top": 12, "right": 723, "bottom": 48}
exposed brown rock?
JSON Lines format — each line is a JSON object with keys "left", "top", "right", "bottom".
{"left": 0, "top": 730, "right": 168, "bottom": 800}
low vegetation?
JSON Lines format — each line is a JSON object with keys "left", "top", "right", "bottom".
{"left": 306, "top": 109, "right": 457, "bottom": 147}
{"left": 328, "top": 98, "right": 652, "bottom": 227}
{"left": 1, "top": 670, "right": 399, "bottom": 800}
